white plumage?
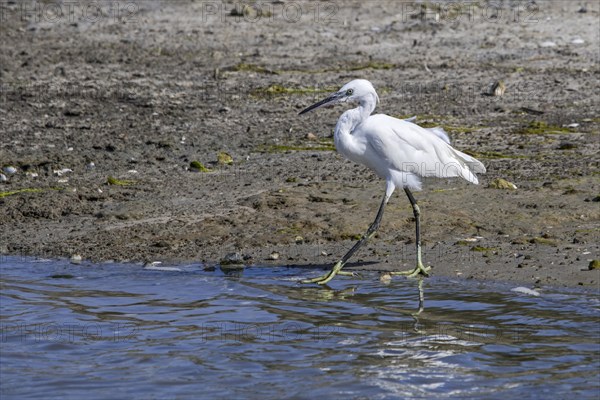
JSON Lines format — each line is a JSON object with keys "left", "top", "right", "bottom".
{"left": 329, "top": 80, "right": 485, "bottom": 192}
{"left": 299, "top": 79, "right": 486, "bottom": 284}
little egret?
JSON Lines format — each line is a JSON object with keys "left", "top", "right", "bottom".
{"left": 298, "top": 79, "right": 485, "bottom": 284}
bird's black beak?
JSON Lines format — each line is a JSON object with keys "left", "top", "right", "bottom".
{"left": 298, "top": 93, "right": 341, "bottom": 115}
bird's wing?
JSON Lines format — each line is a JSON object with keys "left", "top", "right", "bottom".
{"left": 404, "top": 116, "right": 451, "bottom": 144}
{"left": 362, "top": 115, "right": 485, "bottom": 184}
{"left": 425, "top": 126, "right": 451, "bottom": 144}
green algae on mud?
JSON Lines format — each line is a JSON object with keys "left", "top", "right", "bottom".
{"left": 518, "top": 121, "right": 576, "bottom": 135}
{"left": 0, "top": 188, "right": 44, "bottom": 198}
{"left": 217, "top": 151, "right": 234, "bottom": 165}
{"left": 229, "top": 62, "right": 279, "bottom": 75}
{"left": 255, "top": 143, "right": 336, "bottom": 153}
{"left": 189, "top": 161, "right": 212, "bottom": 172}
{"left": 251, "top": 84, "right": 333, "bottom": 97}
{"left": 107, "top": 176, "right": 137, "bottom": 186}
{"left": 462, "top": 150, "right": 525, "bottom": 159}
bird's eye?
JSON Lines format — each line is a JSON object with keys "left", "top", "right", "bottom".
{"left": 346, "top": 89, "right": 354, "bottom": 96}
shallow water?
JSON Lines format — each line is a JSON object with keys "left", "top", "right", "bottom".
{"left": 1, "top": 256, "right": 599, "bottom": 399}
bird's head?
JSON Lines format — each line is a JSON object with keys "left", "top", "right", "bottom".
{"left": 299, "top": 79, "right": 379, "bottom": 115}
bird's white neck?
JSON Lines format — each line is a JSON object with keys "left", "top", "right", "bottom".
{"left": 334, "top": 93, "right": 377, "bottom": 158}
{"left": 335, "top": 93, "right": 377, "bottom": 136}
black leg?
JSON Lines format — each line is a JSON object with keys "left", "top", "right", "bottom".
{"left": 302, "top": 190, "right": 390, "bottom": 284}
{"left": 404, "top": 188, "right": 421, "bottom": 256}
{"left": 391, "top": 188, "right": 430, "bottom": 277}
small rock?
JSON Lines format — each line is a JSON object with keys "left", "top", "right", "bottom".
{"left": 221, "top": 252, "right": 244, "bottom": 265}
{"left": 490, "top": 80, "right": 505, "bottom": 96}
{"left": 87, "top": 162, "right": 96, "bottom": 170}
{"left": 571, "top": 38, "right": 585, "bottom": 45}
{"left": 306, "top": 132, "right": 317, "bottom": 141}
{"left": 63, "top": 109, "right": 81, "bottom": 117}
{"left": 558, "top": 142, "right": 577, "bottom": 150}
{"left": 588, "top": 260, "right": 600, "bottom": 270}
{"left": 3, "top": 166, "right": 17, "bottom": 175}
{"left": 540, "top": 41, "right": 556, "bottom": 48}
{"left": 487, "top": 178, "right": 517, "bottom": 190}
{"left": 0, "top": 173, "right": 7, "bottom": 182}
{"left": 380, "top": 273, "right": 392, "bottom": 284}
{"left": 54, "top": 168, "right": 73, "bottom": 176}
{"left": 566, "top": 123, "right": 580, "bottom": 128}
{"left": 320, "top": 251, "right": 328, "bottom": 256}
{"left": 70, "top": 254, "right": 83, "bottom": 264}
{"left": 26, "top": 172, "right": 38, "bottom": 178}
{"left": 295, "top": 236, "right": 304, "bottom": 244}
{"left": 268, "top": 251, "right": 280, "bottom": 261}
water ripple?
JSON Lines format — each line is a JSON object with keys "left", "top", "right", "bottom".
{"left": 1, "top": 257, "right": 598, "bottom": 399}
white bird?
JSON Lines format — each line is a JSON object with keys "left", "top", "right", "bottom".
{"left": 299, "top": 79, "right": 485, "bottom": 285}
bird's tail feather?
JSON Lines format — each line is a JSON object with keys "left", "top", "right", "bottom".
{"left": 454, "top": 149, "right": 486, "bottom": 174}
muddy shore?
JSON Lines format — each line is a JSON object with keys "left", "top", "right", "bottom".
{"left": 1, "top": 1, "right": 598, "bottom": 287}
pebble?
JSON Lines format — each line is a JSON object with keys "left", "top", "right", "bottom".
{"left": 571, "top": 38, "right": 585, "bottom": 44}
{"left": 3, "top": 166, "right": 17, "bottom": 174}
{"left": 268, "top": 251, "right": 280, "bottom": 261}
{"left": 490, "top": 80, "right": 505, "bottom": 96}
{"left": 295, "top": 236, "right": 304, "bottom": 244}
{"left": 379, "top": 273, "right": 392, "bottom": 284}
{"left": 70, "top": 254, "right": 83, "bottom": 264}
{"left": 540, "top": 41, "right": 556, "bottom": 47}
{"left": 54, "top": 168, "right": 73, "bottom": 176}
{"left": 86, "top": 162, "right": 96, "bottom": 170}
{"left": 306, "top": 132, "right": 317, "bottom": 141}
{"left": 558, "top": 142, "right": 577, "bottom": 150}
{"left": 0, "top": 173, "right": 7, "bottom": 182}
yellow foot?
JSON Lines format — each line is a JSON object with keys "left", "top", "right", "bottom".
{"left": 301, "top": 262, "right": 356, "bottom": 285}
{"left": 390, "top": 264, "right": 431, "bottom": 278}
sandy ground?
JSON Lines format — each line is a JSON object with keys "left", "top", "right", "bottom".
{"left": 1, "top": 0, "right": 598, "bottom": 288}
